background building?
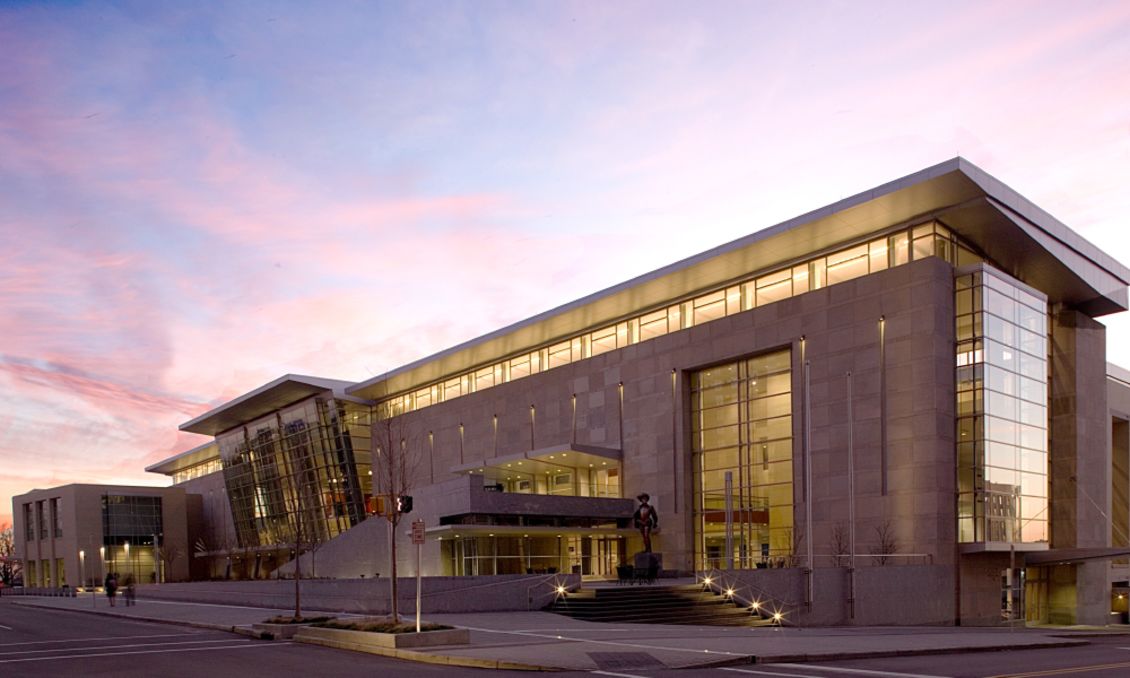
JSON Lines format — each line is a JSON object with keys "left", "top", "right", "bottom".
{"left": 12, "top": 484, "right": 194, "bottom": 588}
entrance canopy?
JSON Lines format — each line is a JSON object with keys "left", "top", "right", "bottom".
{"left": 425, "top": 524, "right": 637, "bottom": 539}
{"left": 1024, "top": 547, "right": 1130, "bottom": 566}
{"left": 450, "top": 443, "right": 621, "bottom": 479}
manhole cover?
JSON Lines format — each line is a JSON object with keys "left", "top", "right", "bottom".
{"left": 588, "top": 652, "right": 666, "bottom": 669}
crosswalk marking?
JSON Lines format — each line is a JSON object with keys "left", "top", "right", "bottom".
{"left": 771, "top": 664, "right": 952, "bottom": 678}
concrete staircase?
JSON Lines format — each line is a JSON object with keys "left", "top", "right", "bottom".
{"left": 546, "top": 583, "right": 772, "bottom": 626}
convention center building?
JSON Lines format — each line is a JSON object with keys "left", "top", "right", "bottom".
{"left": 18, "top": 158, "right": 1130, "bottom": 626}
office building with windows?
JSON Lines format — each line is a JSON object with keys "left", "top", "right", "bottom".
{"left": 134, "top": 158, "right": 1130, "bottom": 625}
{"left": 12, "top": 484, "right": 194, "bottom": 588}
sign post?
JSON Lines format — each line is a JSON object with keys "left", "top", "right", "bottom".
{"left": 411, "top": 520, "right": 425, "bottom": 633}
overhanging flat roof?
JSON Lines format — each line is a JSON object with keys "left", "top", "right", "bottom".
{"left": 179, "top": 374, "right": 366, "bottom": 436}
{"left": 347, "top": 158, "right": 1130, "bottom": 401}
{"left": 145, "top": 440, "right": 218, "bottom": 476}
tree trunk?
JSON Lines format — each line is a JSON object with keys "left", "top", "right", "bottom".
{"left": 388, "top": 519, "right": 399, "bottom": 622}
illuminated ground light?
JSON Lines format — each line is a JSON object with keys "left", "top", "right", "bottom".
{"left": 703, "top": 576, "right": 713, "bottom": 586}
{"left": 724, "top": 588, "right": 735, "bottom": 598}
{"left": 751, "top": 601, "right": 761, "bottom": 610}
{"left": 555, "top": 585, "right": 567, "bottom": 595}
{"left": 772, "top": 611, "right": 783, "bottom": 623}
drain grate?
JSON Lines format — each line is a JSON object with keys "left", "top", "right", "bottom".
{"left": 588, "top": 651, "right": 666, "bottom": 670}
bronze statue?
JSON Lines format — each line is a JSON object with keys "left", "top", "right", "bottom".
{"left": 633, "top": 493, "right": 658, "bottom": 552}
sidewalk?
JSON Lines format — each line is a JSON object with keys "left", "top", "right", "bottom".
{"left": 7, "top": 593, "right": 1111, "bottom": 671}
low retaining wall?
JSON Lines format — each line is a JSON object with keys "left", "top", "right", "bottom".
{"left": 135, "top": 573, "right": 578, "bottom": 615}
{"left": 709, "top": 564, "right": 955, "bottom": 626}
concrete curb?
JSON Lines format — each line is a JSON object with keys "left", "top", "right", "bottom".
{"left": 755, "top": 639, "right": 1090, "bottom": 664}
{"left": 293, "top": 631, "right": 559, "bottom": 671}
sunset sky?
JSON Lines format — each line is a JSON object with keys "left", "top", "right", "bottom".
{"left": 2, "top": 1, "right": 1130, "bottom": 526}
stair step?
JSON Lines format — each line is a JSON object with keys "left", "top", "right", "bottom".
{"left": 547, "top": 584, "right": 769, "bottom": 627}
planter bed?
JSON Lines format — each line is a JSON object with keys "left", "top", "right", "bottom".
{"left": 295, "top": 624, "right": 470, "bottom": 650}
{"left": 252, "top": 615, "right": 336, "bottom": 639}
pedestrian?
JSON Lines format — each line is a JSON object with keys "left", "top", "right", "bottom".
{"left": 105, "top": 572, "right": 118, "bottom": 607}
{"left": 123, "top": 574, "right": 135, "bottom": 606}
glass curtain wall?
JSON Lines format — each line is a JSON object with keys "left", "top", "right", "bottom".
{"left": 956, "top": 267, "right": 1049, "bottom": 543}
{"left": 691, "top": 349, "right": 793, "bottom": 570}
{"left": 218, "top": 397, "right": 372, "bottom": 556}
{"left": 101, "top": 494, "right": 162, "bottom": 583}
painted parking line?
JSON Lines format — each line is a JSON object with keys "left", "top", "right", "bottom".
{"left": 720, "top": 667, "right": 826, "bottom": 678}
{"left": 0, "top": 632, "right": 216, "bottom": 647}
{"left": 770, "top": 665, "right": 952, "bottom": 678}
{"left": 0, "top": 624, "right": 12, "bottom": 631}
{"left": 986, "top": 660, "right": 1130, "bottom": 677}
{"left": 0, "top": 641, "right": 292, "bottom": 663}
{"left": 591, "top": 671, "right": 652, "bottom": 678}
{"left": 0, "top": 637, "right": 251, "bottom": 657}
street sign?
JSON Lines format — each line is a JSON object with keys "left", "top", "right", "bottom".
{"left": 411, "top": 520, "right": 425, "bottom": 545}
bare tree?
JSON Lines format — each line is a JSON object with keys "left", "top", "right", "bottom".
{"left": 371, "top": 408, "right": 420, "bottom": 623}
{"left": 870, "top": 520, "right": 898, "bottom": 566}
{"left": 777, "top": 526, "right": 805, "bottom": 568}
{"left": 158, "top": 544, "right": 183, "bottom": 583}
{"left": 1, "top": 523, "right": 21, "bottom": 586}
{"left": 830, "top": 522, "right": 850, "bottom": 568}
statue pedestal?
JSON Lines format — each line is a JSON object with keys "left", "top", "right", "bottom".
{"left": 633, "top": 551, "right": 662, "bottom": 570}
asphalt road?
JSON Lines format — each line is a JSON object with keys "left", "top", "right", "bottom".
{"left": 583, "top": 634, "right": 1130, "bottom": 678}
{"left": 4, "top": 598, "right": 1128, "bottom": 677}
{"left": 0, "top": 598, "right": 552, "bottom": 677}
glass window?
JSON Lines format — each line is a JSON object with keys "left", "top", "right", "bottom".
{"left": 693, "top": 290, "right": 727, "bottom": 324}
{"left": 791, "top": 265, "right": 810, "bottom": 295}
{"left": 547, "top": 340, "right": 572, "bottom": 369}
{"left": 756, "top": 270, "right": 792, "bottom": 306}
{"left": 725, "top": 286, "right": 742, "bottom": 315}
{"left": 692, "top": 349, "right": 792, "bottom": 570}
{"left": 510, "top": 354, "right": 532, "bottom": 380}
{"left": 955, "top": 267, "right": 1048, "bottom": 545}
{"left": 443, "top": 378, "right": 462, "bottom": 401}
{"left": 826, "top": 244, "right": 869, "bottom": 285}
{"left": 889, "top": 232, "right": 909, "bottom": 266}
{"left": 638, "top": 309, "right": 668, "bottom": 340}
{"left": 474, "top": 367, "right": 494, "bottom": 392}
{"left": 809, "top": 258, "right": 827, "bottom": 290}
{"left": 868, "top": 240, "right": 889, "bottom": 272}
{"left": 590, "top": 329, "right": 616, "bottom": 356}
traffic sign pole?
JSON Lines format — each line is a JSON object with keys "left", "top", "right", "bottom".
{"left": 412, "top": 520, "right": 425, "bottom": 633}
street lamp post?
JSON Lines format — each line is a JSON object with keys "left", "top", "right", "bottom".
{"left": 98, "top": 545, "right": 105, "bottom": 607}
